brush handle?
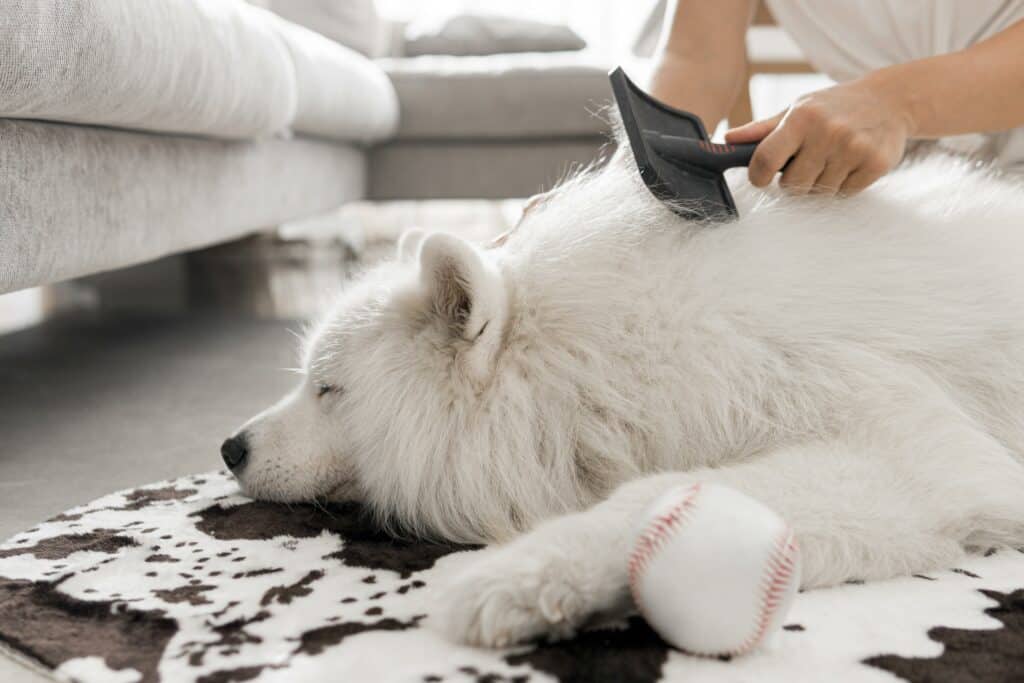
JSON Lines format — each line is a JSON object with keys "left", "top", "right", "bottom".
{"left": 645, "top": 132, "right": 759, "bottom": 175}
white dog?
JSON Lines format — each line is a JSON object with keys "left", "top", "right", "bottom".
{"left": 223, "top": 147, "right": 1024, "bottom": 648}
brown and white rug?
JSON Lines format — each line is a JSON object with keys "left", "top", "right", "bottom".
{"left": 1, "top": 471, "right": 1022, "bottom": 682}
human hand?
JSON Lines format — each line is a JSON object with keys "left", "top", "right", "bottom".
{"left": 725, "top": 78, "right": 915, "bottom": 195}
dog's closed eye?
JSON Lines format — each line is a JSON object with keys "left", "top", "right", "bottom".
{"left": 316, "top": 383, "right": 343, "bottom": 398}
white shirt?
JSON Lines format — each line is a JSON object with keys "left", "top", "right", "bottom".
{"left": 765, "top": 0, "right": 1024, "bottom": 171}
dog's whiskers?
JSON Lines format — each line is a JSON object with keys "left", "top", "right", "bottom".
{"left": 311, "top": 496, "right": 336, "bottom": 519}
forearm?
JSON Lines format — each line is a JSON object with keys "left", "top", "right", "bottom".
{"left": 863, "top": 19, "right": 1024, "bottom": 138}
{"left": 649, "top": 0, "right": 755, "bottom": 129}
{"left": 648, "top": 53, "right": 744, "bottom": 129}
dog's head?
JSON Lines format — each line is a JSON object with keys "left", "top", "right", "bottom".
{"left": 222, "top": 230, "right": 524, "bottom": 541}
{"left": 221, "top": 148, "right": 695, "bottom": 543}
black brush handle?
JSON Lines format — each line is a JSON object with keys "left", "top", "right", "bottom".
{"left": 645, "top": 132, "right": 758, "bottom": 175}
{"left": 648, "top": 133, "right": 795, "bottom": 175}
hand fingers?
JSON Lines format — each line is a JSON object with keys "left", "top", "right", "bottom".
{"left": 839, "top": 160, "right": 888, "bottom": 195}
{"left": 810, "top": 159, "right": 851, "bottom": 196}
{"left": 725, "top": 112, "right": 784, "bottom": 144}
{"left": 747, "top": 112, "right": 807, "bottom": 188}
{"left": 778, "top": 137, "right": 836, "bottom": 195}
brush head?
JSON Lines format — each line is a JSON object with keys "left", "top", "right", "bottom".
{"left": 609, "top": 67, "right": 738, "bottom": 222}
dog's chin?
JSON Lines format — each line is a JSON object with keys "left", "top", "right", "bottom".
{"left": 231, "top": 470, "right": 358, "bottom": 506}
{"left": 231, "top": 473, "right": 308, "bottom": 504}
{"left": 321, "top": 479, "right": 361, "bottom": 503}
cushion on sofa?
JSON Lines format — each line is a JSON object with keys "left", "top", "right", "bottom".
{"left": 258, "top": 0, "right": 388, "bottom": 58}
{"left": 0, "top": 0, "right": 295, "bottom": 138}
{"left": 402, "top": 14, "right": 587, "bottom": 57}
{"left": 379, "top": 52, "right": 613, "bottom": 141}
{"left": 0, "top": 0, "right": 397, "bottom": 143}
{"left": 273, "top": 19, "right": 398, "bottom": 143}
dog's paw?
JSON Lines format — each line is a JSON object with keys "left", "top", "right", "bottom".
{"left": 435, "top": 548, "right": 593, "bottom": 648}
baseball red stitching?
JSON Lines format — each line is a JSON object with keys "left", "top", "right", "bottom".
{"left": 733, "top": 527, "right": 799, "bottom": 656}
{"left": 627, "top": 482, "right": 703, "bottom": 613}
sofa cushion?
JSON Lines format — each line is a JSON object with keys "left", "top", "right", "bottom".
{"left": 274, "top": 19, "right": 398, "bottom": 143}
{"left": 0, "top": 0, "right": 295, "bottom": 138}
{"left": 259, "top": 0, "right": 388, "bottom": 57}
{"left": 0, "top": 0, "right": 397, "bottom": 142}
{"left": 402, "top": 14, "right": 586, "bottom": 57}
{"left": 379, "top": 52, "right": 613, "bottom": 141}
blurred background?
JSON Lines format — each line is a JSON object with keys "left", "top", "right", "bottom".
{"left": 377, "top": 0, "right": 643, "bottom": 55}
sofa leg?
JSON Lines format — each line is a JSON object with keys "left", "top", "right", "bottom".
{"left": 75, "top": 254, "right": 189, "bottom": 313}
{"left": 185, "top": 234, "right": 359, "bottom": 318}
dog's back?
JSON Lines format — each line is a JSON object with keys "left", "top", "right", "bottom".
{"left": 499, "top": 154, "right": 1024, "bottom": 473}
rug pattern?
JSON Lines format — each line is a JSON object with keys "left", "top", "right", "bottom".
{"left": 0, "top": 471, "right": 1022, "bottom": 682}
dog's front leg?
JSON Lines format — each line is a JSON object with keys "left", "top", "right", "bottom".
{"left": 438, "top": 428, "right": 1024, "bottom": 647}
{"left": 436, "top": 461, "right": 811, "bottom": 648}
{"left": 433, "top": 485, "right": 647, "bottom": 648}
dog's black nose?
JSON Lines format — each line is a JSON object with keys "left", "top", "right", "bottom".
{"left": 221, "top": 433, "right": 249, "bottom": 471}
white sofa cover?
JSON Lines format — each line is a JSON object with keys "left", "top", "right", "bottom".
{"left": 0, "top": 0, "right": 398, "bottom": 142}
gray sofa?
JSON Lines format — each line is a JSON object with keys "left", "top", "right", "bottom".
{"left": 0, "top": 0, "right": 613, "bottom": 296}
{"left": 370, "top": 52, "right": 613, "bottom": 200}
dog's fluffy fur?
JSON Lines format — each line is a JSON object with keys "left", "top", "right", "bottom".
{"left": 229, "top": 147, "right": 1024, "bottom": 647}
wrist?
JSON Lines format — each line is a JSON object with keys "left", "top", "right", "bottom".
{"left": 651, "top": 48, "right": 701, "bottom": 75}
{"left": 860, "top": 67, "right": 925, "bottom": 138}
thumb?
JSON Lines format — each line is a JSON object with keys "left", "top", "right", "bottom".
{"left": 725, "top": 111, "right": 784, "bottom": 144}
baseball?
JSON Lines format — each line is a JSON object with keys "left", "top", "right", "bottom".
{"left": 628, "top": 482, "right": 801, "bottom": 657}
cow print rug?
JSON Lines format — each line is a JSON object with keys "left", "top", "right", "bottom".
{"left": 1, "top": 471, "right": 1023, "bottom": 683}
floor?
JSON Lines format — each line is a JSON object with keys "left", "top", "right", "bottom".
{"left": 0, "top": 311, "right": 299, "bottom": 541}
{"left": 0, "top": 311, "right": 311, "bottom": 681}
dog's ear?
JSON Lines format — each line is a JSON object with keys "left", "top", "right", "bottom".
{"left": 419, "top": 233, "right": 508, "bottom": 384}
{"left": 396, "top": 229, "right": 426, "bottom": 262}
